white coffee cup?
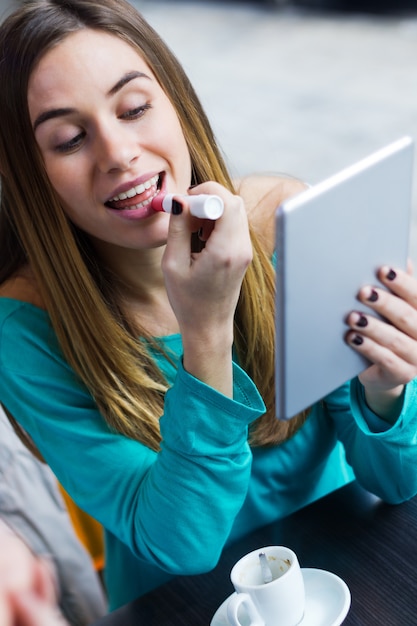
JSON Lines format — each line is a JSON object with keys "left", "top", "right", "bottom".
{"left": 227, "top": 546, "right": 305, "bottom": 626}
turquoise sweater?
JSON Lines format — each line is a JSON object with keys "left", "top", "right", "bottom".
{"left": 1, "top": 298, "right": 417, "bottom": 610}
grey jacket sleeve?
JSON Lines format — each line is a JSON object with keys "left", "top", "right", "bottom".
{"left": 0, "top": 406, "right": 107, "bottom": 626}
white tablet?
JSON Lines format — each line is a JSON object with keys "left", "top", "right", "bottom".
{"left": 275, "top": 136, "right": 414, "bottom": 420}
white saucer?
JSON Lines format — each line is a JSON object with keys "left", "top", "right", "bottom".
{"left": 210, "top": 568, "right": 351, "bottom": 626}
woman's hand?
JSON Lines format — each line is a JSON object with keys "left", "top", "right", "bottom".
{"left": 0, "top": 522, "right": 68, "bottom": 626}
{"left": 162, "top": 182, "right": 252, "bottom": 396}
{"left": 346, "top": 264, "right": 417, "bottom": 421}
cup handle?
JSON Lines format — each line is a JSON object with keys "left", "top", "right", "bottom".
{"left": 226, "top": 592, "right": 265, "bottom": 626}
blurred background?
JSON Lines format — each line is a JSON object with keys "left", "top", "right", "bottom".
{"left": 1, "top": 0, "right": 417, "bottom": 261}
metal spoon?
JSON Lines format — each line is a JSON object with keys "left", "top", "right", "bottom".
{"left": 258, "top": 551, "right": 273, "bottom": 584}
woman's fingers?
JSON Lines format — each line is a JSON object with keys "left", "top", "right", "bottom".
{"left": 358, "top": 279, "right": 417, "bottom": 343}
{"left": 377, "top": 264, "right": 417, "bottom": 306}
{"left": 162, "top": 184, "right": 252, "bottom": 314}
{"left": 346, "top": 325, "right": 417, "bottom": 387}
{"left": 162, "top": 183, "right": 252, "bottom": 336}
{"left": 346, "top": 265, "right": 417, "bottom": 388}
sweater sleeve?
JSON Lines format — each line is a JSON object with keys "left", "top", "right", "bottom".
{"left": 324, "top": 377, "right": 417, "bottom": 504}
{"left": 0, "top": 303, "right": 265, "bottom": 575}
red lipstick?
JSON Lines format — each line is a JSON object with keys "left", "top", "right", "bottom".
{"left": 152, "top": 193, "right": 224, "bottom": 220}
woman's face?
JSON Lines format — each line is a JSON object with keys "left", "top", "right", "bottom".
{"left": 27, "top": 28, "right": 192, "bottom": 251}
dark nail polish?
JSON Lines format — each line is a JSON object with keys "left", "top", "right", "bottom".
{"left": 386, "top": 269, "right": 397, "bottom": 281}
{"left": 171, "top": 199, "right": 183, "bottom": 215}
{"left": 352, "top": 334, "right": 364, "bottom": 346}
{"left": 356, "top": 314, "right": 368, "bottom": 328}
{"left": 367, "top": 289, "right": 378, "bottom": 302}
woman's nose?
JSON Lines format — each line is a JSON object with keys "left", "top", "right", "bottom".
{"left": 95, "top": 123, "right": 140, "bottom": 173}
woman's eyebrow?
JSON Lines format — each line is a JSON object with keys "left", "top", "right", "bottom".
{"left": 107, "top": 70, "right": 150, "bottom": 96}
{"left": 34, "top": 107, "right": 75, "bottom": 131}
{"left": 33, "top": 70, "right": 150, "bottom": 131}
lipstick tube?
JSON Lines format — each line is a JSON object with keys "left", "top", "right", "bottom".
{"left": 153, "top": 193, "right": 224, "bottom": 220}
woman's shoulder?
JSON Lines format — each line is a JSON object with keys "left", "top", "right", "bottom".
{"left": 234, "top": 173, "right": 308, "bottom": 255}
{"left": 0, "top": 266, "right": 45, "bottom": 310}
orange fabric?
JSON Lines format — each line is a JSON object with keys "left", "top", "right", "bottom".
{"left": 58, "top": 484, "right": 105, "bottom": 572}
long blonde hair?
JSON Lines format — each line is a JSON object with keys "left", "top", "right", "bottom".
{"left": 0, "top": 0, "right": 308, "bottom": 452}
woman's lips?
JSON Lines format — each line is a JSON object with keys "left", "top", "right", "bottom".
{"left": 107, "top": 185, "right": 158, "bottom": 211}
{"left": 106, "top": 174, "right": 160, "bottom": 210}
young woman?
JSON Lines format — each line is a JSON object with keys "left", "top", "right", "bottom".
{"left": 1, "top": 0, "right": 417, "bottom": 611}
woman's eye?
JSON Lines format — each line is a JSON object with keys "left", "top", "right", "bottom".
{"left": 120, "top": 103, "right": 151, "bottom": 120}
{"left": 55, "top": 131, "right": 85, "bottom": 154}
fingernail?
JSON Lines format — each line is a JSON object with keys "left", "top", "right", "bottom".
{"left": 351, "top": 334, "right": 364, "bottom": 346}
{"left": 355, "top": 314, "right": 368, "bottom": 328}
{"left": 171, "top": 199, "right": 183, "bottom": 215}
{"left": 386, "top": 268, "right": 397, "bottom": 281}
{"left": 367, "top": 289, "right": 378, "bottom": 302}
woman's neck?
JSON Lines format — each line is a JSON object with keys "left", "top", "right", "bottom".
{"left": 90, "top": 242, "right": 180, "bottom": 336}
{"left": 91, "top": 238, "right": 166, "bottom": 296}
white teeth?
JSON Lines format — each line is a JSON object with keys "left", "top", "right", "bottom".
{"left": 134, "top": 183, "right": 145, "bottom": 194}
{"left": 109, "top": 174, "right": 159, "bottom": 203}
{"left": 110, "top": 188, "right": 159, "bottom": 212}
{"left": 127, "top": 191, "right": 158, "bottom": 211}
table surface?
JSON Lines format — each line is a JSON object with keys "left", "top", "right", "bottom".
{"left": 92, "top": 481, "right": 417, "bottom": 625}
